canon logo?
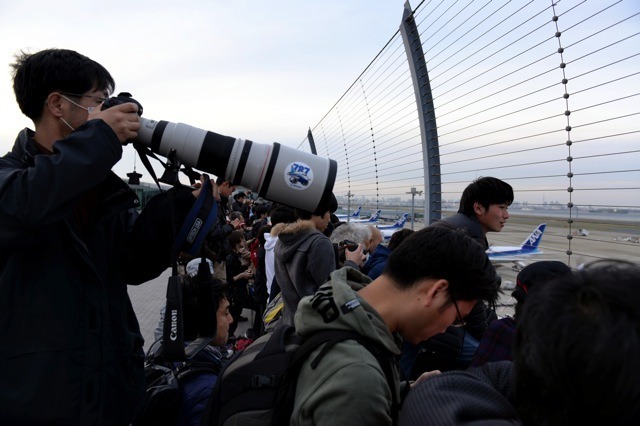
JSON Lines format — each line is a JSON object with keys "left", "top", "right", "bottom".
{"left": 170, "top": 309, "right": 178, "bottom": 341}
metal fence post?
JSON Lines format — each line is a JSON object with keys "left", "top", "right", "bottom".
{"left": 399, "top": 0, "right": 441, "bottom": 224}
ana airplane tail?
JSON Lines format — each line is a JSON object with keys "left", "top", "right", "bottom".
{"left": 366, "top": 210, "right": 381, "bottom": 222}
{"left": 487, "top": 223, "right": 547, "bottom": 262}
{"left": 351, "top": 206, "right": 362, "bottom": 218}
{"left": 521, "top": 223, "right": 546, "bottom": 250}
{"left": 379, "top": 213, "right": 409, "bottom": 229}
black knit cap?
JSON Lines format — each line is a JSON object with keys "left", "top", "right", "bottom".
{"left": 513, "top": 261, "right": 572, "bottom": 303}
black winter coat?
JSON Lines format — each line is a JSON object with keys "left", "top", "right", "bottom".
{"left": 0, "top": 121, "right": 196, "bottom": 425}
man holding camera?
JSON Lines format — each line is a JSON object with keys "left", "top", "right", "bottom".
{"left": 0, "top": 49, "right": 212, "bottom": 425}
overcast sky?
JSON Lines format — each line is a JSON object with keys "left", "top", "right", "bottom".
{"left": 0, "top": 0, "right": 408, "bottom": 179}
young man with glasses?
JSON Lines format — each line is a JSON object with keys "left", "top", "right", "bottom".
{"left": 0, "top": 49, "right": 214, "bottom": 425}
{"left": 400, "top": 176, "right": 514, "bottom": 378}
{"left": 291, "top": 226, "right": 499, "bottom": 425}
{"left": 399, "top": 260, "right": 640, "bottom": 425}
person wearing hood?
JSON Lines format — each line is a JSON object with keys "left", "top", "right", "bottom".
{"left": 291, "top": 226, "right": 499, "bottom": 425}
{"left": 272, "top": 193, "right": 348, "bottom": 326}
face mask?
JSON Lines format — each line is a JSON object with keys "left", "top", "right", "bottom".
{"left": 59, "top": 95, "right": 95, "bottom": 132}
{"left": 60, "top": 117, "right": 75, "bottom": 132}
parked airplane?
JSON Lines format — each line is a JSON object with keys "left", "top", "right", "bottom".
{"left": 486, "top": 223, "right": 546, "bottom": 263}
{"left": 377, "top": 213, "right": 409, "bottom": 239}
{"left": 350, "top": 210, "right": 381, "bottom": 223}
{"left": 336, "top": 206, "right": 361, "bottom": 220}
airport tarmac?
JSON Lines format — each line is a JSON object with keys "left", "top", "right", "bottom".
{"left": 129, "top": 215, "right": 638, "bottom": 351}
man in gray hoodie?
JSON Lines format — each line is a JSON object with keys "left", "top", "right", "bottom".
{"left": 272, "top": 193, "right": 341, "bottom": 326}
{"left": 291, "top": 226, "right": 499, "bottom": 425}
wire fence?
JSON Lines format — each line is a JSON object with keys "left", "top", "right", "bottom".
{"left": 298, "top": 0, "right": 640, "bottom": 266}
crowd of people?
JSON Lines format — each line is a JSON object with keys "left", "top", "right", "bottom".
{"left": 1, "top": 48, "right": 638, "bottom": 425}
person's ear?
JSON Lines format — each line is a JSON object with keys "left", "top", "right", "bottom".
{"left": 45, "top": 92, "right": 64, "bottom": 117}
{"left": 473, "top": 202, "right": 485, "bottom": 216}
{"left": 419, "top": 278, "right": 449, "bottom": 307}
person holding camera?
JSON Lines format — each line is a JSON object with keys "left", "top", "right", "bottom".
{"left": 0, "top": 49, "right": 216, "bottom": 425}
{"left": 328, "top": 222, "right": 372, "bottom": 269}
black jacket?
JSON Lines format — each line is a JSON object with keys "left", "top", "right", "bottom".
{"left": 202, "top": 194, "right": 233, "bottom": 261}
{"left": 432, "top": 212, "right": 488, "bottom": 249}
{"left": 399, "top": 361, "right": 520, "bottom": 425}
{"left": 0, "top": 121, "right": 196, "bottom": 425}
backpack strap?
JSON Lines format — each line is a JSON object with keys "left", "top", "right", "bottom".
{"left": 175, "top": 360, "right": 222, "bottom": 382}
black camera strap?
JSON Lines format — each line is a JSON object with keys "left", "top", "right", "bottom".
{"left": 133, "top": 143, "right": 164, "bottom": 192}
{"left": 163, "top": 176, "right": 220, "bottom": 361}
{"left": 162, "top": 273, "right": 185, "bottom": 360}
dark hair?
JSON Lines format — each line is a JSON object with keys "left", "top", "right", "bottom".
{"left": 270, "top": 204, "right": 296, "bottom": 226}
{"left": 514, "top": 260, "right": 640, "bottom": 424}
{"left": 181, "top": 275, "right": 227, "bottom": 341}
{"left": 11, "top": 49, "right": 115, "bottom": 122}
{"left": 384, "top": 226, "right": 498, "bottom": 303}
{"left": 511, "top": 260, "right": 572, "bottom": 319}
{"left": 253, "top": 205, "right": 268, "bottom": 218}
{"left": 387, "top": 229, "right": 415, "bottom": 251}
{"left": 295, "top": 193, "right": 338, "bottom": 220}
{"left": 234, "top": 192, "right": 246, "bottom": 201}
{"left": 257, "top": 225, "right": 272, "bottom": 246}
{"left": 458, "top": 177, "right": 513, "bottom": 216}
{"left": 227, "top": 230, "right": 245, "bottom": 250}
{"left": 228, "top": 211, "right": 243, "bottom": 222}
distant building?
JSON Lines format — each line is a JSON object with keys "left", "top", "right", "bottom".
{"left": 123, "top": 172, "right": 169, "bottom": 210}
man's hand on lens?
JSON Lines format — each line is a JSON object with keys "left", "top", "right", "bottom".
{"left": 89, "top": 102, "right": 140, "bottom": 143}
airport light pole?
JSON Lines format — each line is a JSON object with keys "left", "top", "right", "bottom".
{"left": 406, "top": 187, "right": 423, "bottom": 230}
{"left": 346, "top": 191, "right": 354, "bottom": 222}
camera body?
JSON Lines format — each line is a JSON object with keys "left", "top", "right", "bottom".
{"left": 339, "top": 240, "right": 359, "bottom": 252}
{"left": 103, "top": 93, "right": 336, "bottom": 213}
{"left": 337, "top": 239, "right": 360, "bottom": 264}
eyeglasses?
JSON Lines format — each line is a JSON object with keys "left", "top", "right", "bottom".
{"left": 451, "top": 299, "right": 466, "bottom": 327}
{"left": 60, "top": 92, "right": 107, "bottom": 105}
{"left": 451, "top": 299, "right": 468, "bottom": 361}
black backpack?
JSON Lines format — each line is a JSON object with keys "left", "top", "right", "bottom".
{"left": 201, "top": 324, "right": 400, "bottom": 426}
{"left": 134, "top": 352, "right": 222, "bottom": 426}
